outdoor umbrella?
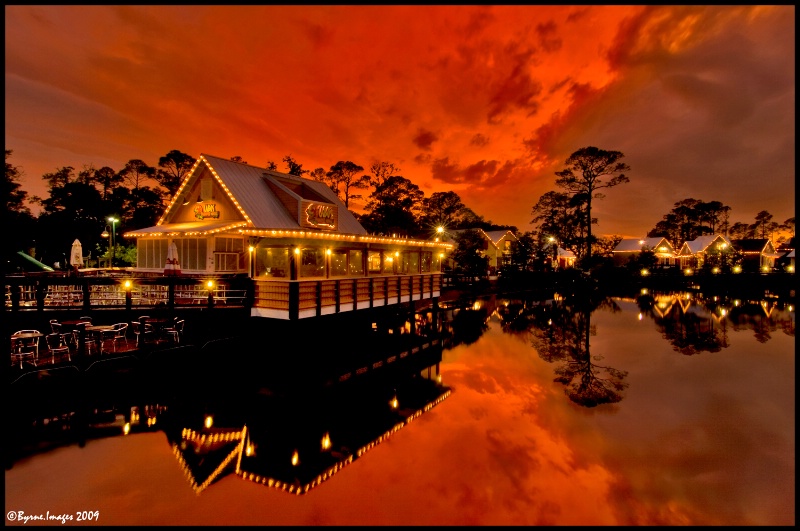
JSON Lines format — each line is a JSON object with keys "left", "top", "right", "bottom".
{"left": 164, "top": 241, "right": 181, "bottom": 276}
{"left": 70, "top": 239, "right": 84, "bottom": 268}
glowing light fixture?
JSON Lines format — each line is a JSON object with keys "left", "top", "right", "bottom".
{"left": 292, "top": 450, "right": 299, "bottom": 466}
{"left": 204, "top": 415, "right": 213, "bottom": 429}
{"left": 321, "top": 433, "right": 331, "bottom": 451}
{"left": 123, "top": 422, "right": 131, "bottom": 435}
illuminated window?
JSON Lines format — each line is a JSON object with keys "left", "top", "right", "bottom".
{"left": 300, "top": 248, "right": 326, "bottom": 278}
{"left": 256, "top": 246, "right": 288, "bottom": 278}
{"left": 368, "top": 251, "right": 382, "bottom": 274}
{"left": 330, "top": 249, "right": 348, "bottom": 276}
{"left": 349, "top": 250, "right": 364, "bottom": 275}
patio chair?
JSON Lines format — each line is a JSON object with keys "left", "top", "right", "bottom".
{"left": 131, "top": 321, "right": 154, "bottom": 347}
{"left": 45, "top": 332, "right": 71, "bottom": 364}
{"left": 11, "top": 330, "right": 40, "bottom": 368}
{"left": 50, "top": 320, "right": 75, "bottom": 349}
{"left": 72, "top": 325, "right": 99, "bottom": 356}
{"left": 163, "top": 319, "right": 185, "bottom": 344}
{"left": 101, "top": 323, "right": 129, "bottom": 352}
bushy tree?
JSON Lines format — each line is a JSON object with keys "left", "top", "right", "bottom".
{"left": 554, "top": 147, "right": 630, "bottom": 261}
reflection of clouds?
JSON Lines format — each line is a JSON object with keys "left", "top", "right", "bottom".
{"left": 4, "top": 307, "right": 793, "bottom": 525}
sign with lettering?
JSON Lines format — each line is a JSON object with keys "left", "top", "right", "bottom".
{"left": 302, "top": 201, "right": 337, "bottom": 230}
{"left": 194, "top": 202, "right": 221, "bottom": 220}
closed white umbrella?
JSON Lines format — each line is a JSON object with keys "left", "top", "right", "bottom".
{"left": 164, "top": 241, "right": 181, "bottom": 276}
{"left": 70, "top": 239, "right": 84, "bottom": 268}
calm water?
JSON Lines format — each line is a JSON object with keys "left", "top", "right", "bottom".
{"left": 5, "top": 290, "right": 795, "bottom": 525}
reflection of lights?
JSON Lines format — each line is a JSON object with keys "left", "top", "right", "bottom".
{"left": 204, "top": 415, "right": 213, "bottom": 429}
{"left": 640, "top": 268, "right": 649, "bottom": 276}
{"left": 321, "top": 433, "right": 331, "bottom": 451}
{"left": 733, "top": 265, "right": 742, "bottom": 273}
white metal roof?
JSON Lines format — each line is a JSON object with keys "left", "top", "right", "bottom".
{"left": 683, "top": 234, "right": 731, "bottom": 254}
{"left": 613, "top": 237, "right": 674, "bottom": 253}
{"left": 199, "top": 154, "right": 367, "bottom": 234}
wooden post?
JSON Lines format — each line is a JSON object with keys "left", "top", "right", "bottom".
{"left": 289, "top": 282, "right": 299, "bottom": 320}
{"left": 316, "top": 281, "right": 322, "bottom": 317}
{"left": 11, "top": 283, "right": 21, "bottom": 312}
{"left": 35, "top": 281, "right": 46, "bottom": 311}
{"left": 167, "top": 278, "right": 175, "bottom": 311}
{"left": 82, "top": 280, "right": 91, "bottom": 312}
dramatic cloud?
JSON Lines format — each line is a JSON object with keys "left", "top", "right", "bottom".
{"left": 4, "top": 5, "right": 794, "bottom": 237}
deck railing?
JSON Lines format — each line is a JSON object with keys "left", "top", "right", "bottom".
{"left": 4, "top": 276, "right": 250, "bottom": 312}
{"left": 252, "top": 273, "right": 443, "bottom": 319}
{"left": 4, "top": 273, "right": 444, "bottom": 319}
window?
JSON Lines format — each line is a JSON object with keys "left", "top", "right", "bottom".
{"left": 300, "top": 248, "right": 326, "bottom": 278}
{"left": 257, "top": 247, "right": 289, "bottom": 278}
{"left": 215, "top": 237, "right": 244, "bottom": 272}
{"left": 368, "top": 251, "right": 383, "bottom": 274}
{"left": 330, "top": 250, "right": 348, "bottom": 276}
{"left": 420, "top": 251, "right": 432, "bottom": 273}
{"left": 176, "top": 238, "right": 208, "bottom": 271}
{"left": 138, "top": 239, "right": 168, "bottom": 269}
{"left": 401, "top": 251, "right": 419, "bottom": 274}
{"left": 349, "top": 250, "right": 363, "bottom": 275}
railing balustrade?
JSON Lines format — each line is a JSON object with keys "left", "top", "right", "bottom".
{"left": 5, "top": 273, "right": 443, "bottom": 318}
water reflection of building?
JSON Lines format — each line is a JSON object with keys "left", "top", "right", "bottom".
{"left": 636, "top": 292, "right": 795, "bottom": 351}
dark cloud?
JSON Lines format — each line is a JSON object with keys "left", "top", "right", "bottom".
{"left": 487, "top": 42, "right": 543, "bottom": 124}
{"left": 536, "top": 20, "right": 562, "bottom": 53}
{"left": 430, "top": 157, "right": 522, "bottom": 188}
{"left": 470, "top": 133, "right": 490, "bottom": 147}
{"left": 413, "top": 128, "right": 439, "bottom": 151}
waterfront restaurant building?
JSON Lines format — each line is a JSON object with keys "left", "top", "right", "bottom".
{"left": 125, "top": 154, "right": 453, "bottom": 319}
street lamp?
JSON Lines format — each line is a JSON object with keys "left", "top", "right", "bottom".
{"left": 101, "top": 216, "right": 119, "bottom": 268}
{"left": 549, "top": 236, "right": 557, "bottom": 270}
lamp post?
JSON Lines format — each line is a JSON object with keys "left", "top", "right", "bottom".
{"left": 101, "top": 216, "right": 119, "bottom": 268}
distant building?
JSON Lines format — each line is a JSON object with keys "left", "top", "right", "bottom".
{"left": 730, "top": 239, "right": 781, "bottom": 272}
{"left": 449, "top": 228, "right": 518, "bottom": 273}
{"left": 776, "top": 237, "right": 795, "bottom": 272}
{"left": 612, "top": 237, "right": 677, "bottom": 267}
{"left": 677, "top": 234, "right": 732, "bottom": 270}
{"left": 556, "top": 247, "right": 576, "bottom": 269}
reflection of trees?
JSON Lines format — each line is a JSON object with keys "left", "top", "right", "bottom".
{"left": 639, "top": 294, "right": 793, "bottom": 351}
{"left": 442, "top": 304, "right": 489, "bottom": 347}
{"left": 506, "top": 294, "right": 628, "bottom": 408}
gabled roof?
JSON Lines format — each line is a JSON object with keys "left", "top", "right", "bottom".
{"left": 483, "top": 230, "right": 518, "bottom": 244}
{"left": 681, "top": 234, "right": 731, "bottom": 254}
{"left": 613, "top": 237, "right": 675, "bottom": 253}
{"left": 154, "top": 154, "right": 366, "bottom": 235}
{"left": 731, "top": 239, "right": 776, "bottom": 254}
{"left": 557, "top": 247, "right": 575, "bottom": 258}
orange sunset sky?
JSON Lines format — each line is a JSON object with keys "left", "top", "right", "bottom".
{"left": 4, "top": 5, "right": 795, "bottom": 238}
